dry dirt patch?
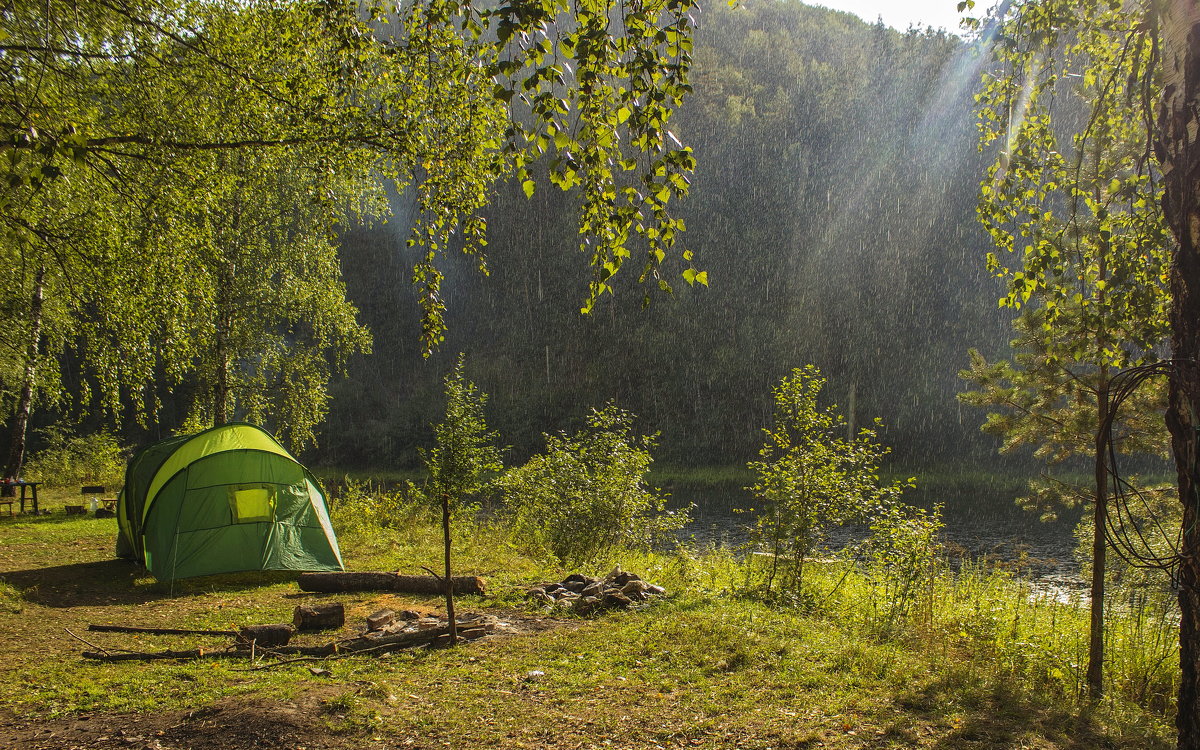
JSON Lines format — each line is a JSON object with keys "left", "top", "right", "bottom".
{"left": 0, "top": 686, "right": 360, "bottom": 750}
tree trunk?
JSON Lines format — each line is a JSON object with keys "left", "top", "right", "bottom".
{"left": 213, "top": 341, "right": 229, "bottom": 425}
{"left": 3, "top": 266, "right": 46, "bottom": 486}
{"left": 1087, "top": 377, "right": 1109, "bottom": 698}
{"left": 441, "top": 491, "right": 458, "bottom": 646}
{"left": 1155, "top": 6, "right": 1200, "bottom": 746}
{"left": 1088, "top": 156, "right": 1111, "bottom": 697}
{"left": 213, "top": 275, "right": 231, "bottom": 426}
{"left": 212, "top": 206, "right": 236, "bottom": 427}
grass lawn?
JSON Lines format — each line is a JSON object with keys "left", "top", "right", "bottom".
{"left": 0, "top": 489, "right": 1176, "bottom": 750}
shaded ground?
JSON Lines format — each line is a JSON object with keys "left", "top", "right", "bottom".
{"left": 0, "top": 690, "right": 351, "bottom": 750}
{"left": 0, "top": 604, "right": 582, "bottom": 750}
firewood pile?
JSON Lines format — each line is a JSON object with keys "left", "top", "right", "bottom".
{"left": 524, "top": 567, "right": 667, "bottom": 615}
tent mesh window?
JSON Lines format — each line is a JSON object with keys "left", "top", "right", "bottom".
{"left": 228, "top": 484, "right": 277, "bottom": 523}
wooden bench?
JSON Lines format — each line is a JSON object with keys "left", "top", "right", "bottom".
{"left": 0, "top": 497, "right": 12, "bottom": 516}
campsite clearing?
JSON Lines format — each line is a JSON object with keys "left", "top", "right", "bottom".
{"left": 0, "top": 506, "right": 1175, "bottom": 749}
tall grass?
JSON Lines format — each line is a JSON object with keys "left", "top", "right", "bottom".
{"left": 746, "top": 556, "right": 1179, "bottom": 715}
{"left": 329, "top": 482, "right": 1179, "bottom": 724}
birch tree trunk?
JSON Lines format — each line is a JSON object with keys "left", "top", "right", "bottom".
{"left": 3, "top": 266, "right": 46, "bottom": 485}
{"left": 1155, "top": 3, "right": 1200, "bottom": 746}
{"left": 1087, "top": 377, "right": 1109, "bottom": 698}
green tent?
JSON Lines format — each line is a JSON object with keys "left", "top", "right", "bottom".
{"left": 116, "top": 423, "right": 344, "bottom": 581}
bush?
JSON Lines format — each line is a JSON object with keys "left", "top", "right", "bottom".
{"left": 328, "top": 479, "right": 431, "bottom": 537}
{"left": 746, "top": 365, "right": 913, "bottom": 601}
{"left": 23, "top": 425, "right": 127, "bottom": 487}
{"left": 860, "top": 502, "right": 943, "bottom": 635}
{"left": 498, "top": 403, "right": 688, "bottom": 566}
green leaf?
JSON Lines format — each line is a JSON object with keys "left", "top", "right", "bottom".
{"left": 522, "top": 180, "right": 536, "bottom": 198}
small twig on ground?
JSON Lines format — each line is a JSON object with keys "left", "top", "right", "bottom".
{"left": 234, "top": 655, "right": 334, "bottom": 672}
{"left": 231, "top": 642, "right": 397, "bottom": 671}
{"left": 231, "top": 625, "right": 487, "bottom": 671}
{"left": 65, "top": 627, "right": 127, "bottom": 655}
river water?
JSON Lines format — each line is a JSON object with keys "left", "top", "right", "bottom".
{"left": 668, "top": 480, "right": 1087, "bottom": 596}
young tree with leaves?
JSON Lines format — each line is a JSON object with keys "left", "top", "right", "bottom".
{"left": 0, "top": 164, "right": 131, "bottom": 482}
{"left": 747, "top": 365, "right": 912, "bottom": 603}
{"left": 161, "top": 150, "right": 373, "bottom": 449}
{"left": 963, "top": 0, "right": 1200, "bottom": 739}
{"left": 964, "top": 0, "right": 1171, "bottom": 697}
{"left": 424, "top": 354, "right": 502, "bottom": 645}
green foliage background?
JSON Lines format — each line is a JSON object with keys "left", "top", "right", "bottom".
{"left": 320, "top": 1, "right": 1009, "bottom": 470}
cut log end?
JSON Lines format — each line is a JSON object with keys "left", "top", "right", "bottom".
{"left": 293, "top": 603, "right": 345, "bottom": 631}
{"left": 237, "top": 624, "right": 294, "bottom": 648}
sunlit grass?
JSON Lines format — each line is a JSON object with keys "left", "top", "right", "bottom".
{"left": 0, "top": 486, "right": 1180, "bottom": 748}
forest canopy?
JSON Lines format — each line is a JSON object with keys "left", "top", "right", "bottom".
{"left": 0, "top": 0, "right": 699, "bottom": 466}
{"left": 1, "top": 0, "right": 1014, "bottom": 472}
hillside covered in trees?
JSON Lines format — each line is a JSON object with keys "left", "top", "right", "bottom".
{"left": 319, "top": 1, "right": 1010, "bottom": 469}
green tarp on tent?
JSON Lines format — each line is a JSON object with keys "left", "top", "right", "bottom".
{"left": 116, "top": 423, "right": 344, "bottom": 581}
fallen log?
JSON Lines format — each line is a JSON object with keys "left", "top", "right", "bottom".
{"left": 297, "top": 572, "right": 486, "bottom": 596}
{"left": 267, "top": 623, "right": 490, "bottom": 656}
{"left": 88, "top": 624, "right": 236, "bottom": 636}
{"left": 83, "top": 648, "right": 226, "bottom": 662}
{"left": 293, "top": 603, "right": 345, "bottom": 631}
{"left": 82, "top": 622, "right": 491, "bottom": 661}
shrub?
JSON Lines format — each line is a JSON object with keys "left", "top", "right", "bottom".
{"left": 746, "top": 365, "right": 913, "bottom": 602}
{"left": 23, "top": 425, "right": 127, "bottom": 487}
{"left": 498, "top": 403, "right": 687, "bottom": 566}
{"left": 328, "top": 479, "right": 430, "bottom": 537}
{"left": 861, "top": 502, "right": 943, "bottom": 635}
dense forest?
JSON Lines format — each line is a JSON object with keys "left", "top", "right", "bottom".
{"left": 318, "top": 2, "right": 1011, "bottom": 469}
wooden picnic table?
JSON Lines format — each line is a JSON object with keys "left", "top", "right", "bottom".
{"left": 2, "top": 480, "right": 41, "bottom": 513}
